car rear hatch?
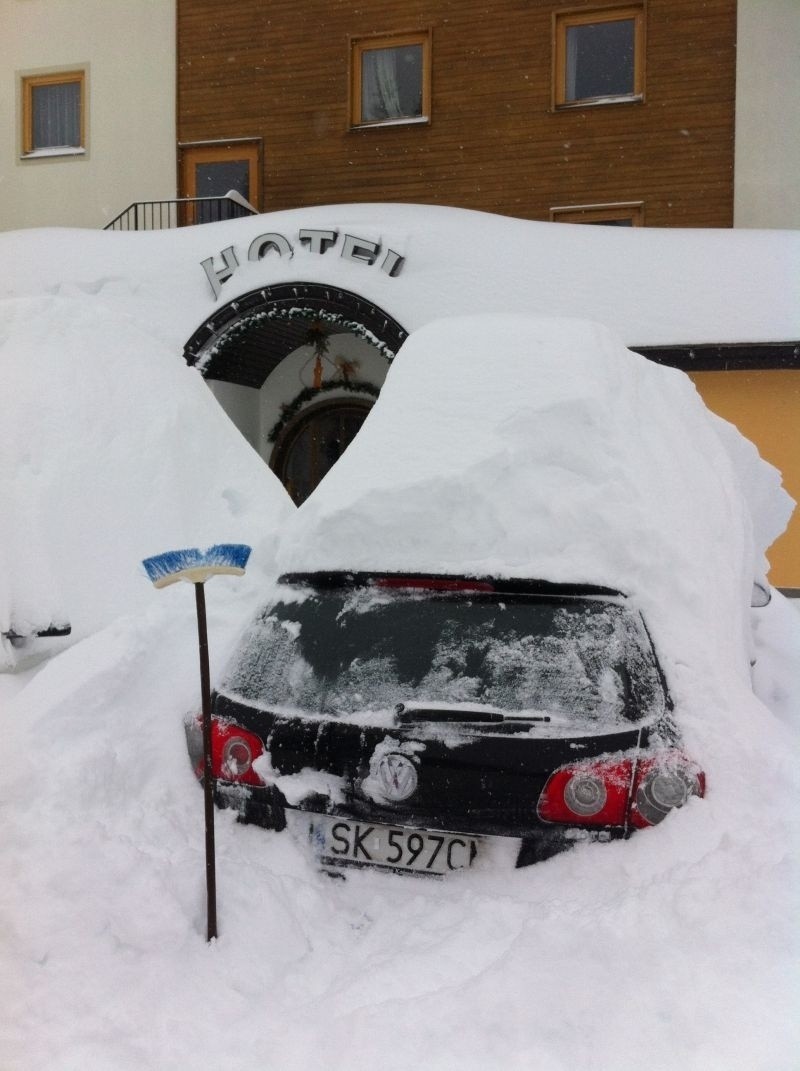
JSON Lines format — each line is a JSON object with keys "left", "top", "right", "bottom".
{"left": 213, "top": 573, "right": 667, "bottom": 839}
{"left": 215, "top": 691, "right": 647, "bottom": 838}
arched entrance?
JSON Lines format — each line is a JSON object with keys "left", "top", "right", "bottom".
{"left": 183, "top": 283, "right": 407, "bottom": 503}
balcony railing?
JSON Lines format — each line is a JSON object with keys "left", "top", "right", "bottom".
{"left": 104, "top": 191, "right": 258, "bottom": 231}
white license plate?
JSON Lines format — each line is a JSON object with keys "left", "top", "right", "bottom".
{"left": 307, "top": 814, "right": 480, "bottom": 875}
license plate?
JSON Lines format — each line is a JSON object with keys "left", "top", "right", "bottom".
{"left": 307, "top": 814, "right": 480, "bottom": 875}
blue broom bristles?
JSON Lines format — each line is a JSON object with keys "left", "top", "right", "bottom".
{"left": 142, "top": 544, "right": 252, "bottom": 585}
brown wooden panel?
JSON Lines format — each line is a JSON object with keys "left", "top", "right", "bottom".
{"left": 176, "top": 0, "right": 735, "bottom": 227}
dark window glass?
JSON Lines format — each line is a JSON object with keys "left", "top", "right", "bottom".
{"left": 194, "top": 160, "right": 250, "bottom": 222}
{"left": 32, "top": 81, "right": 81, "bottom": 149}
{"left": 566, "top": 18, "right": 636, "bottom": 101}
{"left": 361, "top": 44, "right": 423, "bottom": 122}
{"left": 222, "top": 587, "right": 666, "bottom": 728}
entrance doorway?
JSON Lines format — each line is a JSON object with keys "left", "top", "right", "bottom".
{"left": 184, "top": 283, "right": 408, "bottom": 504}
{"left": 179, "top": 140, "right": 261, "bottom": 224}
{"left": 272, "top": 399, "right": 373, "bottom": 505}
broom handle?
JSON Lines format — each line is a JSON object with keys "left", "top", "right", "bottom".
{"left": 195, "top": 581, "right": 218, "bottom": 941}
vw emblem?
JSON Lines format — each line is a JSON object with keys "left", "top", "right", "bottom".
{"left": 373, "top": 752, "right": 418, "bottom": 803}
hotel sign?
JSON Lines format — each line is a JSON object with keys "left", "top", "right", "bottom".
{"left": 201, "top": 227, "right": 405, "bottom": 300}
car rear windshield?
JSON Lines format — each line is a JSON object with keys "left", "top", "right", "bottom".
{"left": 220, "top": 583, "right": 666, "bottom": 727}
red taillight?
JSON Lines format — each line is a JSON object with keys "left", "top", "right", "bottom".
{"left": 629, "top": 755, "right": 705, "bottom": 828}
{"left": 538, "top": 757, "right": 633, "bottom": 826}
{"left": 538, "top": 751, "right": 705, "bottom": 829}
{"left": 196, "top": 718, "right": 266, "bottom": 786}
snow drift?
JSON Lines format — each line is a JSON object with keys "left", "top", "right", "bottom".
{"left": 0, "top": 294, "right": 294, "bottom": 668}
{"left": 1, "top": 205, "right": 798, "bottom": 667}
{"left": 1, "top": 216, "right": 798, "bottom": 1071}
{"left": 281, "top": 316, "right": 793, "bottom": 705}
{"left": 2, "top": 205, "right": 799, "bottom": 350}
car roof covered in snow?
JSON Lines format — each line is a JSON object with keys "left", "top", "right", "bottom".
{"left": 278, "top": 314, "right": 793, "bottom": 698}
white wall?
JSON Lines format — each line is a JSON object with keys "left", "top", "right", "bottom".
{"left": 207, "top": 381, "right": 261, "bottom": 453}
{"left": 735, "top": 0, "right": 800, "bottom": 229}
{"left": 0, "top": 0, "right": 175, "bottom": 231}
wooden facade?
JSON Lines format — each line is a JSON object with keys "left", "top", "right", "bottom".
{"left": 174, "top": 0, "right": 800, "bottom": 587}
{"left": 176, "top": 0, "right": 737, "bottom": 226}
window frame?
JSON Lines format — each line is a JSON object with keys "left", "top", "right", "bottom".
{"left": 550, "top": 202, "right": 645, "bottom": 226}
{"left": 552, "top": 5, "right": 645, "bottom": 110}
{"left": 349, "top": 30, "right": 432, "bottom": 129}
{"left": 178, "top": 139, "right": 262, "bottom": 223}
{"left": 21, "top": 69, "right": 86, "bottom": 157}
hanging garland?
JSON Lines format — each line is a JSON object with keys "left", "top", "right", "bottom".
{"left": 266, "top": 379, "right": 381, "bottom": 443}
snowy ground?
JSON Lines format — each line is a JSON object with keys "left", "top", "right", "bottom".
{"left": 1, "top": 587, "right": 798, "bottom": 1071}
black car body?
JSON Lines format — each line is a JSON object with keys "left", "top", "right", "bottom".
{"left": 188, "top": 572, "right": 704, "bottom": 875}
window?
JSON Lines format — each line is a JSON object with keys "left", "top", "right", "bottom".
{"left": 225, "top": 588, "right": 665, "bottom": 728}
{"left": 554, "top": 6, "right": 644, "bottom": 108}
{"left": 350, "top": 32, "right": 430, "bottom": 127}
{"left": 550, "top": 202, "right": 644, "bottom": 225}
{"left": 21, "top": 70, "right": 86, "bottom": 156}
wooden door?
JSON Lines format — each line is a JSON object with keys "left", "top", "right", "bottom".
{"left": 273, "top": 400, "right": 373, "bottom": 505}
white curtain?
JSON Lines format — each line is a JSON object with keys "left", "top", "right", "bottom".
{"left": 32, "top": 82, "right": 80, "bottom": 149}
{"left": 565, "top": 28, "right": 579, "bottom": 101}
{"left": 362, "top": 48, "right": 404, "bottom": 121}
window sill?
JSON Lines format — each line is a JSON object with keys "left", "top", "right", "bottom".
{"left": 350, "top": 115, "right": 430, "bottom": 131}
{"left": 554, "top": 94, "right": 643, "bottom": 111}
{"left": 21, "top": 146, "right": 86, "bottom": 159}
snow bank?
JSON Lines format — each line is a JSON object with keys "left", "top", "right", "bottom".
{"left": 1, "top": 579, "right": 797, "bottom": 1071}
{"left": 1, "top": 205, "right": 798, "bottom": 352}
{"left": 1, "top": 212, "right": 798, "bottom": 1070}
{"left": 281, "top": 316, "right": 793, "bottom": 706}
{"left": 1, "top": 205, "right": 797, "bottom": 662}
{"left": 0, "top": 294, "right": 294, "bottom": 667}
{"left": 1, "top": 308, "right": 797, "bottom": 1069}
{"left": 751, "top": 589, "right": 800, "bottom": 727}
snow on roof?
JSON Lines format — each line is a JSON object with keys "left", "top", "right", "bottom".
{"left": 1, "top": 203, "right": 798, "bottom": 348}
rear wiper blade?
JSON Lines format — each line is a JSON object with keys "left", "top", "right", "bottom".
{"left": 395, "top": 703, "right": 551, "bottom": 724}
{"left": 395, "top": 703, "right": 503, "bottom": 724}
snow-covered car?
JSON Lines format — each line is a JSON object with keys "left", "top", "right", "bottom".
{"left": 187, "top": 570, "right": 705, "bottom": 875}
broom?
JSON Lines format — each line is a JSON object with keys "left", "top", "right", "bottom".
{"left": 142, "top": 544, "right": 252, "bottom": 941}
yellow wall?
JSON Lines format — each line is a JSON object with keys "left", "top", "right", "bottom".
{"left": 689, "top": 370, "right": 800, "bottom": 588}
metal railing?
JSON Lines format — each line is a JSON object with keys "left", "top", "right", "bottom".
{"left": 104, "top": 191, "right": 258, "bottom": 231}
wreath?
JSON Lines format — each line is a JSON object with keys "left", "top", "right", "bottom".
{"left": 267, "top": 379, "right": 381, "bottom": 443}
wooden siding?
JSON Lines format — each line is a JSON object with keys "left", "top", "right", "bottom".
{"left": 177, "top": 0, "right": 736, "bottom": 226}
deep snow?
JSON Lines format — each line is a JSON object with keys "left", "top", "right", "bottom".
{"left": 282, "top": 317, "right": 794, "bottom": 796}
{"left": 0, "top": 294, "right": 294, "bottom": 665}
{"left": 2, "top": 205, "right": 798, "bottom": 350}
{"left": 1, "top": 214, "right": 798, "bottom": 1071}
{"left": 2, "top": 586, "right": 798, "bottom": 1071}
{"left": 2, "top": 206, "right": 799, "bottom": 659}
